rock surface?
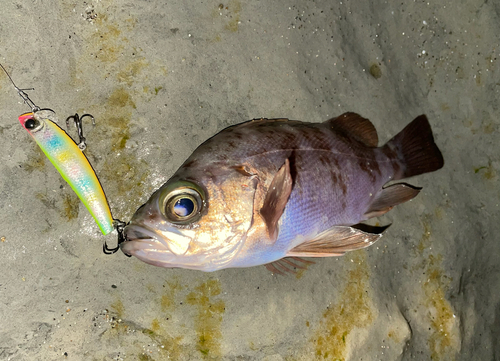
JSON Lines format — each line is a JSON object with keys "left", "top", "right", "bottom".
{"left": 0, "top": 0, "right": 498, "bottom": 360}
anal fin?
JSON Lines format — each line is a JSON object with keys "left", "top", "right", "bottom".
{"left": 286, "top": 225, "right": 388, "bottom": 257}
{"left": 364, "top": 183, "right": 421, "bottom": 219}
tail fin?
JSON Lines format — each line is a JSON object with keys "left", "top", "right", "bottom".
{"left": 385, "top": 115, "right": 444, "bottom": 179}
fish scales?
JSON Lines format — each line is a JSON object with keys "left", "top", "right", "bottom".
{"left": 174, "top": 119, "right": 393, "bottom": 250}
{"left": 190, "top": 122, "right": 376, "bottom": 229}
{"left": 121, "top": 113, "right": 444, "bottom": 271}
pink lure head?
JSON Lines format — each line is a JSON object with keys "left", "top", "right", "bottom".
{"left": 18, "top": 112, "right": 35, "bottom": 130}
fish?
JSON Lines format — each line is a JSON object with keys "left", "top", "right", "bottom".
{"left": 19, "top": 110, "right": 115, "bottom": 235}
{"left": 120, "top": 112, "right": 444, "bottom": 272}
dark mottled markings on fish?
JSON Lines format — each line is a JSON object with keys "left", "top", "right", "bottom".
{"left": 386, "top": 146, "right": 402, "bottom": 177}
{"left": 358, "top": 158, "right": 379, "bottom": 182}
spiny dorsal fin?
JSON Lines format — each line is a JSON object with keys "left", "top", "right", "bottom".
{"left": 260, "top": 159, "right": 293, "bottom": 241}
{"left": 231, "top": 118, "right": 290, "bottom": 130}
{"left": 325, "top": 112, "right": 378, "bottom": 147}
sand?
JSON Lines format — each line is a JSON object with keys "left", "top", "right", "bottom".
{"left": 0, "top": 0, "right": 499, "bottom": 360}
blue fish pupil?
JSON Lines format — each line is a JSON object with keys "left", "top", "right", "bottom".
{"left": 174, "top": 198, "right": 195, "bottom": 217}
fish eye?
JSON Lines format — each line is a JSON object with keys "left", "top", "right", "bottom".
{"left": 161, "top": 183, "right": 205, "bottom": 224}
{"left": 173, "top": 197, "right": 195, "bottom": 217}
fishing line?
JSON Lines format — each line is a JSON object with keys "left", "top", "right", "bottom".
{"left": 0, "top": 62, "right": 40, "bottom": 112}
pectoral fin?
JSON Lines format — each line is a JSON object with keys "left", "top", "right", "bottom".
{"left": 364, "top": 183, "right": 421, "bottom": 219}
{"left": 260, "top": 159, "right": 293, "bottom": 241}
{"left": 286, "top": 225, "right": 388, "bottom": 257}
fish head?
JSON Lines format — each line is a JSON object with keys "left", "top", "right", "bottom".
{"left": 121, "top": 165, "right": 258, "bottom": 271}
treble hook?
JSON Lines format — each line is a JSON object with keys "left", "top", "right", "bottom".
{"left": 0, "top": 62, "right": 40, "bottom": 112}
{"left": 103, "top": 219, "right": 130, "bottom": 256}
{"left": 66, "top": 113, "right": 95, "bottom": 150}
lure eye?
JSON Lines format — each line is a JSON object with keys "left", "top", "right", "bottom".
{"left": 161, "top": 183, "right": 205, "bottom": 224}
{"left": 25, "top": 118, "right": 38, "bottom": 129}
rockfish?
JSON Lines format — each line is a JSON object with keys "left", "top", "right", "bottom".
{"left": 121, "top": 113, "right": 444, "bottom": 272}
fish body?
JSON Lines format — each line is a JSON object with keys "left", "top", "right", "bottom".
{"left": 19, "top": 110, "right": 114, "bottom": 235}
{"left": 121, "top": 113, "right": 444, "bottom": 271}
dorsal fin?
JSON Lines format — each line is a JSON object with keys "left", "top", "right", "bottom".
{"left": 231, "top": 118, "right": 289, "bottom": 131}
{"left": 325, "top": 112, "right": 379, "bottom": 147}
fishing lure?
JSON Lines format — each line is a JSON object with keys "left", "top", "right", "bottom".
{"left": 1, "top": 63, "right": 116, "bottom": 236}
{"left": 18, "top": 110, "right": 115, "bottom": 235}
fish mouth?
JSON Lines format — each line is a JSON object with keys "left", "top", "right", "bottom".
{"left": 120, "top": 224, "right": 176, "bottom": 267}
{"left": 121, "top": 223, "right": 203, "bottom": 269}
{"left": 121, "top": 223, "right": 248, "bottom": 271}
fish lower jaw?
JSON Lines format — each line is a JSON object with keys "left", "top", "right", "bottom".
{"left": 120, "top": 224, "right": 172, "bottom": 257}
{"left": 121, "top": 239, "right": 185, "bottom": 267}
{"left": 120, "top": 239, "right": 168, "bottom": 257}
{"left": 119, "top": 237, "right": 217, "bottom": 271}
{"left": 121, "top": 242, "right": 220, "bottom": 271}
